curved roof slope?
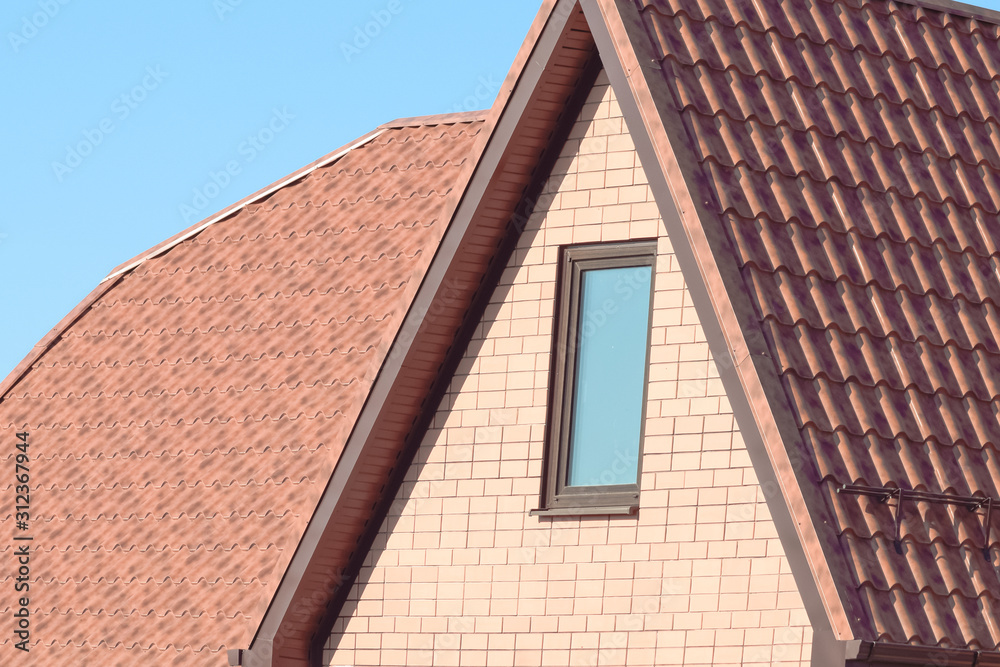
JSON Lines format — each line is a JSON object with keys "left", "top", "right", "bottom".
{"left": 0, "top": 115, "right": 486, "bottom": 665}
{"left": 633, "top": 0, "right": 1000, "bottom": 650}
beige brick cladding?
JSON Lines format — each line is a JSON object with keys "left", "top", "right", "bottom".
{"left": 322, "top": 71, "right": 812, "bottom": 667}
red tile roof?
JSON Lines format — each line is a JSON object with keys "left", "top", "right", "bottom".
{"left": 625, "top": 0, "right": 1000, "bottom": 651}
{"left": 0, "top": 114, "right": 486, "bottom": 665}
{"left": 13, "top": 0, "right": 1000, "bottom": 661}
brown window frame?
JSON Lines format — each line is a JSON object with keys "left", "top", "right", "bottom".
{"left": 532, "top": 240, "right": 657, "bottom": 517}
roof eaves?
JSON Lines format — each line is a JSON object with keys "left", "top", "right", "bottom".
{"left": 848, "top": 641, "right": 1000, "bottom": 667}
{"left": 814, "top": 636, "right": 1000, "bottom": 667}
{"left": 580, "top": 0, "right": 869, "bottom": 644}
{"left": 479, "top": 0, "right": 569, "bottom": 130}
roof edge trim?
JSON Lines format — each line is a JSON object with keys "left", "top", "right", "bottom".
{"left": 846, "top": 640, "right": 1000, "bottom": 667}
{"left": 379, "top": 110, "right": 488, "bottom": 129}
{"left": 101, "top": 130, "right": 385, "bottom": 285}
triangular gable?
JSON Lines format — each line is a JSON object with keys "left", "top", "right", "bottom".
{"left": 243, "top": 3, "right": 604, "bottom": 665}
{"left": 256, "top": 0, "right": 1000, "bottom": 665}
{"left": 320, "top": 63, "right": 816, "bottom": 667}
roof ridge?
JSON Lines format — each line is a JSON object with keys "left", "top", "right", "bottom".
{"left": 100, "top": 131, "right": 386, "bottom": 285}
{"left": 378, "top": 109, "right": 489, "bottom": 129}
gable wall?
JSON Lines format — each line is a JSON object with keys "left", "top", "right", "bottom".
{"left": 322, "top": 71, "right": 812, "bottom": 667}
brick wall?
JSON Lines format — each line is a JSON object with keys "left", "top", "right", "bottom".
{"left": 322, "top": 71, "right": 813, "bottom": 667}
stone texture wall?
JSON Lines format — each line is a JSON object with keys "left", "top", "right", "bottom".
{"left": 322, "top": 71, "right": 812, "bottom": 667}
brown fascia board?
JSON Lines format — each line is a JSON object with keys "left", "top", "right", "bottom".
{"left": 847, "top": 641, "right": 1000, "bottom": 667}
{"left": 810, "top": 636, "right": 1000, "bottom": 667}
{"left": 580, "top": 0, "right": 872, "bottom": 647}
{"left": 240, "top": 1, "right": 583, "bottom": 665}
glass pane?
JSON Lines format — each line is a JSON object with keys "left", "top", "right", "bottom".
{"left": 566, "top": 264, "right": 652, "bottom": 487}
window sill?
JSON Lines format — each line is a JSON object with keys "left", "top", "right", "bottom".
{"left": 529, "top": 505, "right": 638, "bottom": 518}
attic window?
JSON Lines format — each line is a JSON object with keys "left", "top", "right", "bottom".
{"left": 532, "top": 241, "right": 656, "bottom": 517}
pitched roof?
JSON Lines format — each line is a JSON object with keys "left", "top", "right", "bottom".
{"left": 586, "top": 0, "right": 1000, "bottom": 652}
{"left": 13, "top": 0, "right": 1000, "bottom": 664}
{"left": 0, "top": 113, "right": 487, "bottom": 665}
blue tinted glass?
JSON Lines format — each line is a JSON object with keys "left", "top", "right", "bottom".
{"left": 566, "top": 265, "right": 652, "bottom": 487}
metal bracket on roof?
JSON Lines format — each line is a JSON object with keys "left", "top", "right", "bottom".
{"left": 837, "top": 484, "right": 996, "bottom": 561}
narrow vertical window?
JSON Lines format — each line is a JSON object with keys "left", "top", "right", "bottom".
{"left": 535, "top": 241, "right": 656, "bottom": 515}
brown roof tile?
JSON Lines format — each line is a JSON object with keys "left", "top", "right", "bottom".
{"left": 0, "top": 115, "right": 486, "bottom": 665}
{"left": 631, "top": 0, "right": 1000, "bottom": 650}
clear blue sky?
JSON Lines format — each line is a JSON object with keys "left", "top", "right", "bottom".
{"left": 0, "top": 0, "right": 541, "bottom": 381}
{"left": 6, "top": 0, "right": 1000, "bottom": 382}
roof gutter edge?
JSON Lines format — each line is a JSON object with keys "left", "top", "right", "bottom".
{"left": 814, "top": 635, "right": 1000, "bottom": 667}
